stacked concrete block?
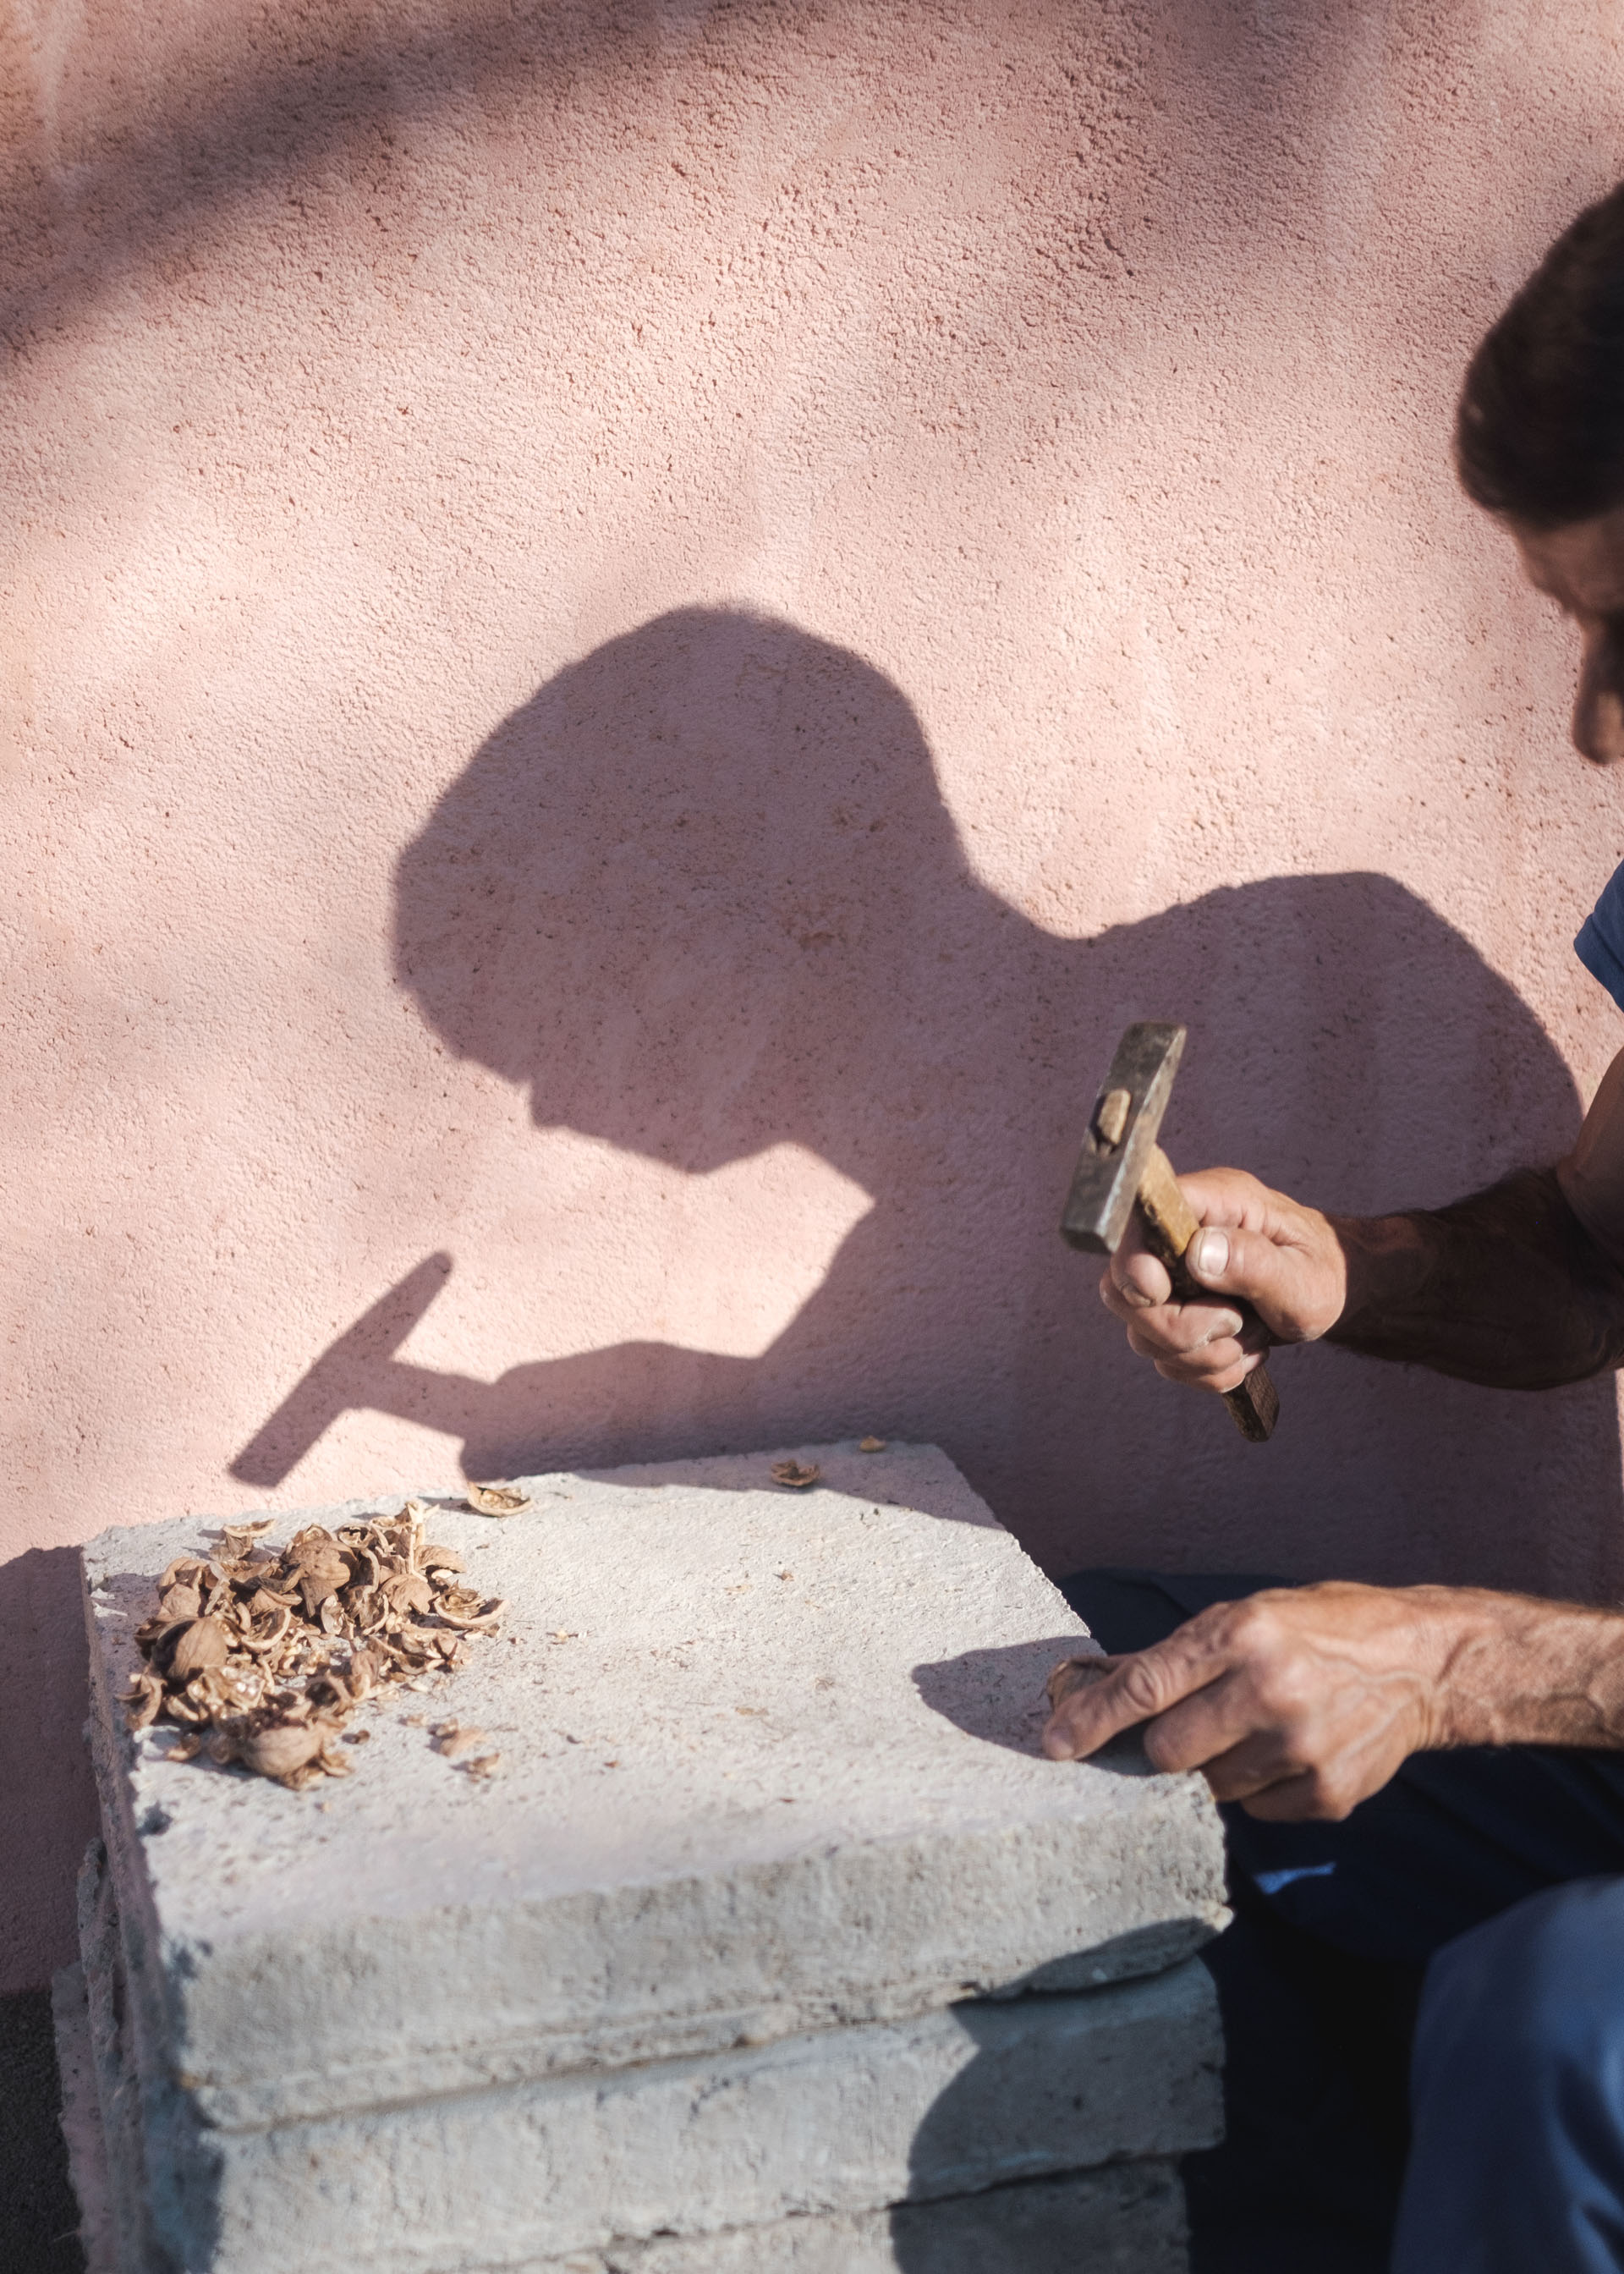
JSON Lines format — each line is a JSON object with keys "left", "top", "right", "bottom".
{"left": 63, "top": 1442, "right": 1227, "bottom": 2271}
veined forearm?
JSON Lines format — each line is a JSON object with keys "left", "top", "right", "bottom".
{"left": 1428, "top": 1588, "right": 1624, "bottom": 1750}
{"left": 1325, "top": 1167, "right": 1624, "bottom": 1388}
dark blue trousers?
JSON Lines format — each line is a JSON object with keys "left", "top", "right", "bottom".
{"left": 1060, "top": 1571, "right": 1624, "bottom": 2274}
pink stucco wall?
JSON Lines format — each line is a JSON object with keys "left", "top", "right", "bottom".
{"left": 5, "top": 0, "right": 1624, "bottom": 1990}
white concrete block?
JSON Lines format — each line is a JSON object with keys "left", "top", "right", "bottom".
{"left": 69, "top": 1841, "right": 164, "bottom": 2274}
{"left": 74, "top": 1986, "right": 1193, "bottom": 2274}
{"left": 557, "top": 2161, "right": 1190, "bottom": 2272}
{"left": 82, "top": 1822, "right": 1217, "bottom": 2271}
{"left": 82, "top": 1444, "right": 1226, "bottom": 2135}
{"left": 51, "top": 1961, "right": 121, "bottom": 2274}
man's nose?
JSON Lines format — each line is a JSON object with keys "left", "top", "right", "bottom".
{"left": 1572, "top": 625, "right": 1624, "bottom": 766}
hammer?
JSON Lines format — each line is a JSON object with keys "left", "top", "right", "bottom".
{"left": 1061, "top": 1021, "right": 1280, "bottom": 1443}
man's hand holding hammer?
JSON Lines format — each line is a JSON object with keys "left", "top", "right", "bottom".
{"left": 1099, "top": 1166, "right": 1348, "bottom": 1398}
{"left": 1044, "top": 1050, "right": 1624, "bottom": 1815}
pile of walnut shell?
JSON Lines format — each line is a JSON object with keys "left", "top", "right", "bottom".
{"left": 122, "top": 1500, "right": 505, "bottom": 1792}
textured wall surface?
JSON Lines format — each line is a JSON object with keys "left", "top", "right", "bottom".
{"left": 5, "top": 0, "right": 1624, "bottom": 1986}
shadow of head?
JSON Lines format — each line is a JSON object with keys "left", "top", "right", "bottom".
{"left": 395, "top": 607, "right": 975, "bottom": 1178}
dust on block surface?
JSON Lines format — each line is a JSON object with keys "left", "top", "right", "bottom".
{"left": 82, "top": 1441, "right": 1226, "bottom": 2127}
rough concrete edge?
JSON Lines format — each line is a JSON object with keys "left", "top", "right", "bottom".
{"left": 78, "top": 1843, "right": 156, "bottom": 2274}
{"left": 77, "top": 1678, "right": 1225, "bottom": 2268}
{"left": 121, "top": 1815, "right": 1230, "bottom": 2133}
{"left": 79, "top": 1567, "right": 197, "bottom": 2269}
{"left": 109, "top": 1960, "right": 1221, "bottom": 2272}
{"left": 51, "top": 1958, "right": 118, "bottom": 2274}
{"left": 495, "top": 2158, "right": 1191, "bottom": 2272}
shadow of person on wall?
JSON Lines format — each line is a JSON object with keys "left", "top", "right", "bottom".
{"left": 234, "top": 607, "right": 1622, "bottom": 1596}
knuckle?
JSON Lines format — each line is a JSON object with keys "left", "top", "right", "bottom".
{"left": 1252, "top": 1663, "right": 1309, "bottom": 1719}
{"left": 1169, "top": 1603, "right": 1227, "bottom": 1655}
{"left": 1118, "top": 1656, "right": 1170, "bottom": 1717}
{"left": 1187, "top": 1599, "right": 1232, "bottom": 1632}
{"left": 1226, "top": 1600, "right": 1281, "bottom": 1655}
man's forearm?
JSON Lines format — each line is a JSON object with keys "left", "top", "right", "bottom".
{"left": 1431, "top": 1588, "right": 1624, "bottom": 1750}
{"left": 1325, "top": 1167, "right": 1624, "bottom": 1387}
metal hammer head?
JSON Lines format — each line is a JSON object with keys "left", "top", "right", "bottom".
{"left": 1060, "top": 1022, "right": 1187, "bottom": 1255}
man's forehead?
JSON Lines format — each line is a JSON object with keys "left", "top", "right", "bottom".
{"left": 1512, "top": 503, "right": 1624, "bottom": 615}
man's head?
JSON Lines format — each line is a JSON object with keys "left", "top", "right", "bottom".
{"left": 1458, "top": 184, "right": 1624, "bottom": 763}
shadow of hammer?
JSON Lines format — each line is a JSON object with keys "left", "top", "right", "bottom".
{"left": 1061, "top": 1021, "right": 1279, "bottom": 1443}
{"left": 229, "top": 1251, "right": 458, "bottom": 1486}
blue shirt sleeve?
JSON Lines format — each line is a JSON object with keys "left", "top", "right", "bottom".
{"left": 1577, "top": 861, "right": 1624, "bottom": 1013}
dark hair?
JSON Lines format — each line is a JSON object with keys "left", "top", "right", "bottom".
{"left": 1457, "top": 182, "right": 1624, "bottom": 530}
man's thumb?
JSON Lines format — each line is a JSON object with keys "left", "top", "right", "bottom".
{"left": 1188, "top": 1228, "right": 1231, "bottom": 1282}
{"left": 1185, "top": 1222, "right": 1302, "bottom": 1333}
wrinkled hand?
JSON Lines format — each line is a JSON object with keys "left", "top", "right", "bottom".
{"left": 1098, "top": 1167, "right": 1347, "bottom": 1395}
{"left": 1040, "top": 1584, "right": 1461, "bottom": 1821}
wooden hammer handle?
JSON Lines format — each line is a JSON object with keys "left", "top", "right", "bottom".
{"left": 1136, "top": 1145, "right": 1280, "bottom": 1444}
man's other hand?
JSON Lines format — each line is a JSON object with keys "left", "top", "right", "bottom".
{"left": 1040, "top": 1584, "right": 1456, "bottom": 1821}
{"left": 1097, "top": 1167, "right": 1347, "bottom": 1394}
